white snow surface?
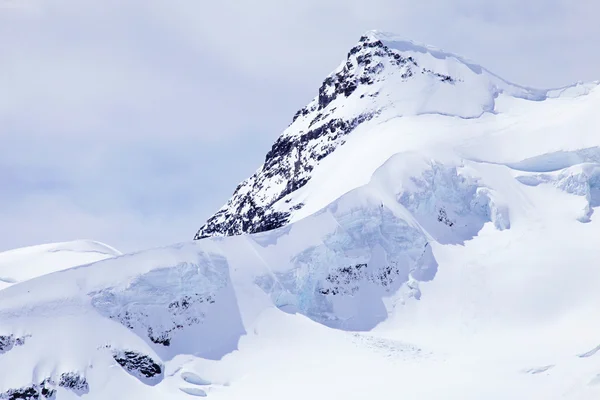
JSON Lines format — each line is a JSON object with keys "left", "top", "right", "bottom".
{"left": 0, "top": 240, "right": 121, "bottom": 290}
{"left": 2, "top": 31, "right": 600, "bottom": 399}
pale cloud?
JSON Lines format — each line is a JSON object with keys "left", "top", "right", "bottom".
{"left": 1, "top": 0, "right": 599, "bottom": 252}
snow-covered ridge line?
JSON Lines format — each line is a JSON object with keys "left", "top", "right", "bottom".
{"left": 366, "top": 30, "right": 600, "bottom": 99}
{"left": 0, "top": 240, "right": 120, "bottom": 257}
{"left": 0, "top": 240, "right": 121, "bottom": 290}
{"left": 363, "top": 30, "right": 542, "bottom": 98}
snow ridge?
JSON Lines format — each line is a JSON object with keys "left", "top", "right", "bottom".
{"left": 0, "top": 240, "right": 121, "bottom": 290}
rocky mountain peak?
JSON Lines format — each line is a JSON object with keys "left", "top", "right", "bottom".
{"left": 193, "top": 31, "right": 538, "bottom": 240}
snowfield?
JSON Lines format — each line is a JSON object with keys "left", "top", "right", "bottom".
{"left": 2, "top": 30, "right": 600, "bottom": 399}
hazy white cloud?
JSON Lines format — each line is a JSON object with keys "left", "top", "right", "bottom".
{"left": 1, "top": 0, "right": 599, "bottom": 252}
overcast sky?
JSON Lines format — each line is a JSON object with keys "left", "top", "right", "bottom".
{"left": 1, "top": 0, "right": 599, "bottom": 253}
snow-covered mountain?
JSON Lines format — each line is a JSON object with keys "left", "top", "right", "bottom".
{"left": 2, "top": 31, "right": 600, "bottom": 399}
{"left": 193, "top": 30, "right": 576, "bottom": 240}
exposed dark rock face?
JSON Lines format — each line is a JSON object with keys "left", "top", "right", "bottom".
{"left": 372, "top": 263, "right": 403, "bottom": 288}
{"left": 194, "top": 33, "right": 458, "bottom": 240}
{"left": 58, "top": 373, "right": 89, "bottom": 395}
{"left": 437, "top": 208, "right": 455, "bottom": 227}
{"left": 0, "top": 372, "right": 88, "bottom": 400}
{"left": 0, "top": 334, "right": 28, "bottom": 355}
{"left": 0, "top": 379, "right": 55, "bottom": 400}
{"left": 318, "top": 262, "right": 404, "bottom": 296}
{"left": 194, "top": 112, "right": 376, "bottom": 239}
{"left": 422, "top": 68, "right": 455, "bottom": 83}
{"left": 113, "top": 350, "right": 163, "bottom": 384}
{"left": 319, "top": 264, "right": 367, "bottom": 295}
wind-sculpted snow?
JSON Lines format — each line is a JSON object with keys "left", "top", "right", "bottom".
{"left": 506, "top": 147, "right": 600, "bottom": 173}
{"left": 0, "top": 240, "right": 120, "bottom": 290}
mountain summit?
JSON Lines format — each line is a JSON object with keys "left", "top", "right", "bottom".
{"left": 194, "top": 30, "right": 554, "bottom": 240}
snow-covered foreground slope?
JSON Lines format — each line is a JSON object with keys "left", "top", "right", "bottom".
{"left": 0, "top": 240, "right": 121, "bottom": 290}
{"left": 2, "top": 30, "right": 600, "bottom": 399}
{"left": 2, "top": 144, "right": 600, "bottom": 398}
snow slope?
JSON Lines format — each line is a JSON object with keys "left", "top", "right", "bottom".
{"left": 0, "top": 240, "right": 121, "bottom": 290}
{"left": 2, "top": 30, "right": 600, "bottom": 399}
{"left": 2, "top": 166, "right": 600, "bottom": 398}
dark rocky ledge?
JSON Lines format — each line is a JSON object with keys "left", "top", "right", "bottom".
{"left": 113, "top": 350, "right": 163, "bottom": 384}
{"left": 0, "top": 334, "right": 28, "bottom": 355}
{"left": 0, "top": 372, "right": 89, "bottom": 400}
